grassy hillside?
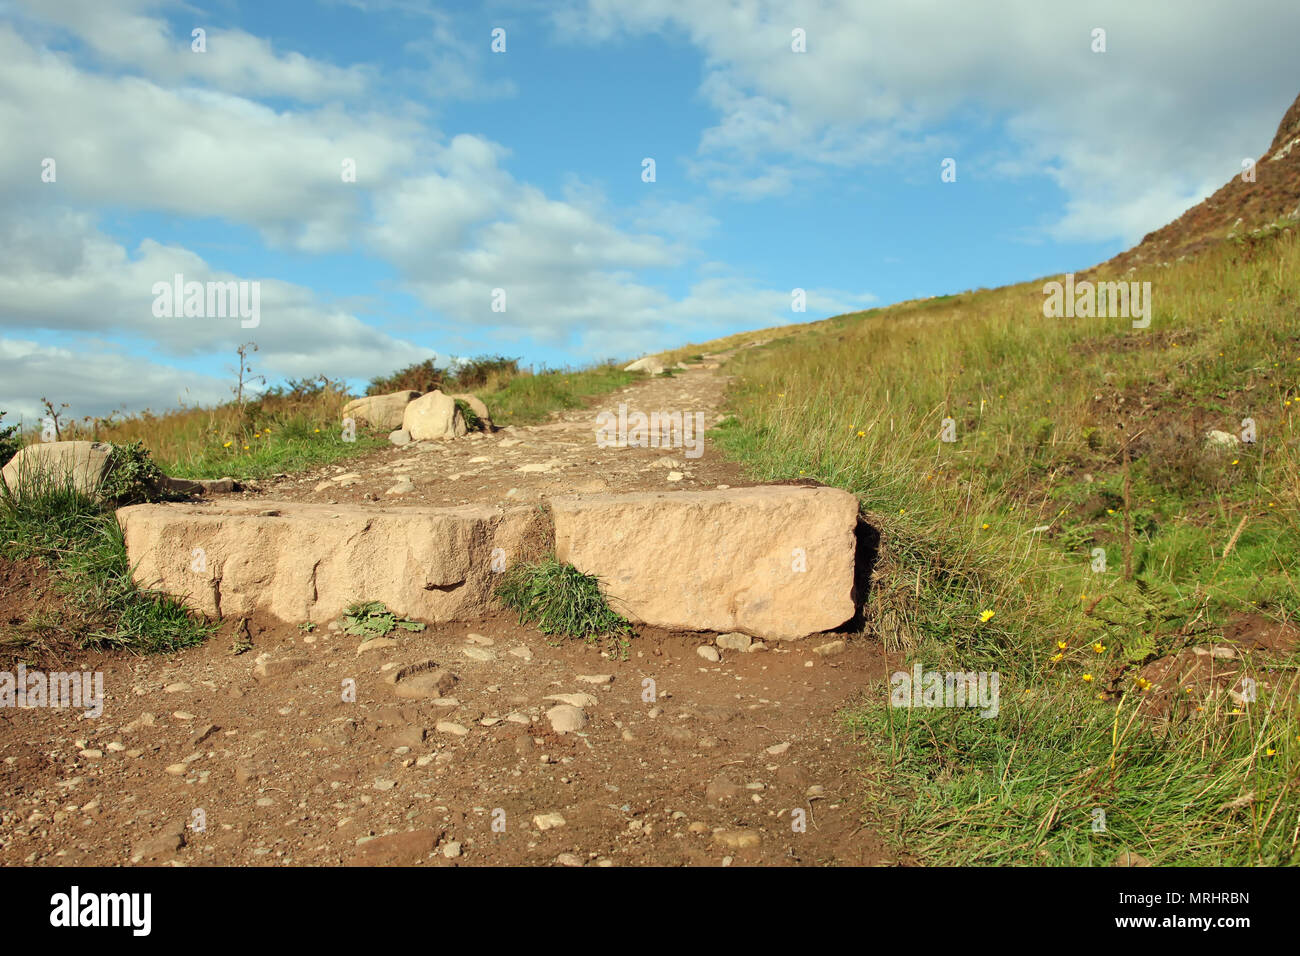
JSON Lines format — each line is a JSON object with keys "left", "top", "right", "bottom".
{"left": 709, "top": 225, "right": 1300, "bottom": 864}
{"left": 5, "top": 363, "right": 636, "bottom": 482}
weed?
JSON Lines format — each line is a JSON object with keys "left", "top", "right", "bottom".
{"left": 340, "top": 600, "right": 425, "bottom": 637}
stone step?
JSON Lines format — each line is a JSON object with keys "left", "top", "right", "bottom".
{"left": 117, "top": 486, "right": 860, "bottom": 639}
{"left": 116, "top": 500, "right": 546, "bottom": 623}
{"left": 552, "top": 486, "right": 858, "bottom": 640}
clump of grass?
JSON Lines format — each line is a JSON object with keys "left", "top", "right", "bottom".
{"left": 0, "top": 469, "right": 213, "bottom": 654}
{"left": 340, "top": 600, "right": 425, "bottom": 637}
{"left": 495, "top": 556, "right": 633, "bottom": 648}
{"left": 454, "top": 399, "right": 485, "bottom": 432}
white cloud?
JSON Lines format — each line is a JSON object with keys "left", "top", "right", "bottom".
{"left": 0, "top": 337, "right": 229, "bottom": 424}
{"left": 554, "top": 0, "right": 1300, "bottom": 242}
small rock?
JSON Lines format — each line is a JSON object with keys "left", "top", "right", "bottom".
{"left": 576, "top": 674, "right": 614, "bottom": 685}
{"left": 546, "top": 704, "right": 587, "bottom": 734}
{"left": 556, "top": 852, "right": 583, "bottom": 867}
{"left": 442, "top": 841, "right": 462, "bottom": 858}
{"left": 712, "top": 829, "right": 760, "bottom": 850}
{"left": 697, "top": 645, "right": 721, "bottom": 663}
{"left": 462, "top": 647, "right": 496, "bottom": 662}
{"left": 534, "top": 812, "right": 566, "bottom": 831}
{"left": 544, "top": 693, "right": 598, "bottom": 708}
{"left": 715, "top": 632, "right": 752, "bottom": 652}
{"left": 435, "top": 721, "right": 469, "bottom": 737}
{"left": 357, "top": 637, "right": 399, "bottom": 656}
{"left": 389, "top": 429, "right": 412, "bottom": 446}
{"left": 813, "top": 639, "right": 847, "bottom": 657}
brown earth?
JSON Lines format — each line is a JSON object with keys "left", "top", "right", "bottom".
{"left": 1088, "top": 90, "right": 1300, "bottom": 276}
{"left": 0, "top": 362, "right": 902, "bottom": 867}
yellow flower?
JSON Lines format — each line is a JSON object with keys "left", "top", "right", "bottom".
{"left": 856, "top": 430, "right": 865, "bottom": 437}
{"left": 981, "top": 522, "right": 990, "bottom": 530}
{"left": 1050, "top": 652, "right": 1064, "bottom": 663}
{"left": 314, "top": 428, "right": 321, "bottom": 433}
{"left": 222, "top": 441, "right": 232, "bottom": 448}
{"left": 1093, "top": 642, "right": 1105, "bottom": 653}
{"left": 1082, "top": 674, "right": 1094, "bottom": 683}
{"left": 1231, "top": 459, "right": 1239, "bottom": 465}
{"left": 1265, "top": 748, "right": 1276, "bottom": 757}
{"left": 1134, "top": 677, "right": 1152, "bottom": 691}
{"left": 1106, "top": 508, "right": 1115, "bottom": 515}
{"left": 899, "top": 508, "right": 906, "bottom": 515}
{"left": 979, "top": 610, "right": 995, "bottom": 623}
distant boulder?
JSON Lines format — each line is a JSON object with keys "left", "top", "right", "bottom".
{"left": 1, "top": 440, "right": 113, "bottom": 499}
{"left": 624, "top": 356, "right": 665, "bottom": 374}
{"left": 403, "top": 389, "right": 467, "bottom": 441}
{"left": 341, "top": 390, "right": 421, "bottom": 431}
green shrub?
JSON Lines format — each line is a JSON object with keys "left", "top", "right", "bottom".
{"left": 0, "top": 411, "right": 20, "bottom": 466}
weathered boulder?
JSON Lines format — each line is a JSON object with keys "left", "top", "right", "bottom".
{"left": 552, "top": 486, "right": 859, "bottom": 640}
{"left": 403, "top": 390, "right": 467, "bottom": 441}
{"left": 624, "top": 356, "right": 665, "bottom": 374}
{"left": 116, "top": 500, "right": 547, "bottom": 623}
{"left": 1, "top": 441, "right": 113, "bottom": 498}
{"left": 450, "top": 393, "right": 492, "bottom": 430}
{"left": 341, "top": 390, "right": 421, "bottom": 430}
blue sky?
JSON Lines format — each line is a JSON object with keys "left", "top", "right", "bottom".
{"left": 2, "top": 0, "right": 1298, "bottom": 422}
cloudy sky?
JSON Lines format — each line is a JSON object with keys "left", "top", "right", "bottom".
{"left": 2, "top": 0, "right": 1297, "bottom": 423}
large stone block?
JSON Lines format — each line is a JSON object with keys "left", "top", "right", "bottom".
{"left": 116, "top": 500, "right": 545, "bottom": 623}
{"left": 552, "top": 486, "right": 858, "bottom": 639}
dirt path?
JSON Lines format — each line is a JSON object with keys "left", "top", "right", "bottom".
{"left": 246, "top": 364, "right": 756, "bottom": 507}
{"left": 0, "top": 363, "right": 900, "bottom": 867}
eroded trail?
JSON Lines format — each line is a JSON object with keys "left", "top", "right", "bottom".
{"left": 0, "top": 364, "right": 898, "bottom": 867}
{"left": 247, "top": 364, "right": 754, "bottom": 507}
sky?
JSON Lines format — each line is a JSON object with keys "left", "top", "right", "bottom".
{"left": 2, "top": 0, "right": 1298, "bottom": 424}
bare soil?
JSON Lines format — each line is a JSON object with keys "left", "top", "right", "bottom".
{"left": 0, "top": 362, "right": 900, "bottom": 867}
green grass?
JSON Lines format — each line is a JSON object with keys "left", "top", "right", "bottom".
{"left": 478, "top": 364, "right": 636, "bottom": 426}
{"left": 0, "top": 469, "right": 214, "bottom": 655}
{"left": 704, "top": 225, "right": 1300, "bottom": 865}
{"left": 163, "top": 416, "right": 385, "bottom": 480}
{"left": 495, "top": 556, "right": 634, "bottom": 652}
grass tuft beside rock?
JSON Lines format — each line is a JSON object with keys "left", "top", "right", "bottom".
{"left": 495, "top": 557, "right": 633, "bottom": 648}
{"left": 0, "top": 469, "right": 214, "bottom": 657}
